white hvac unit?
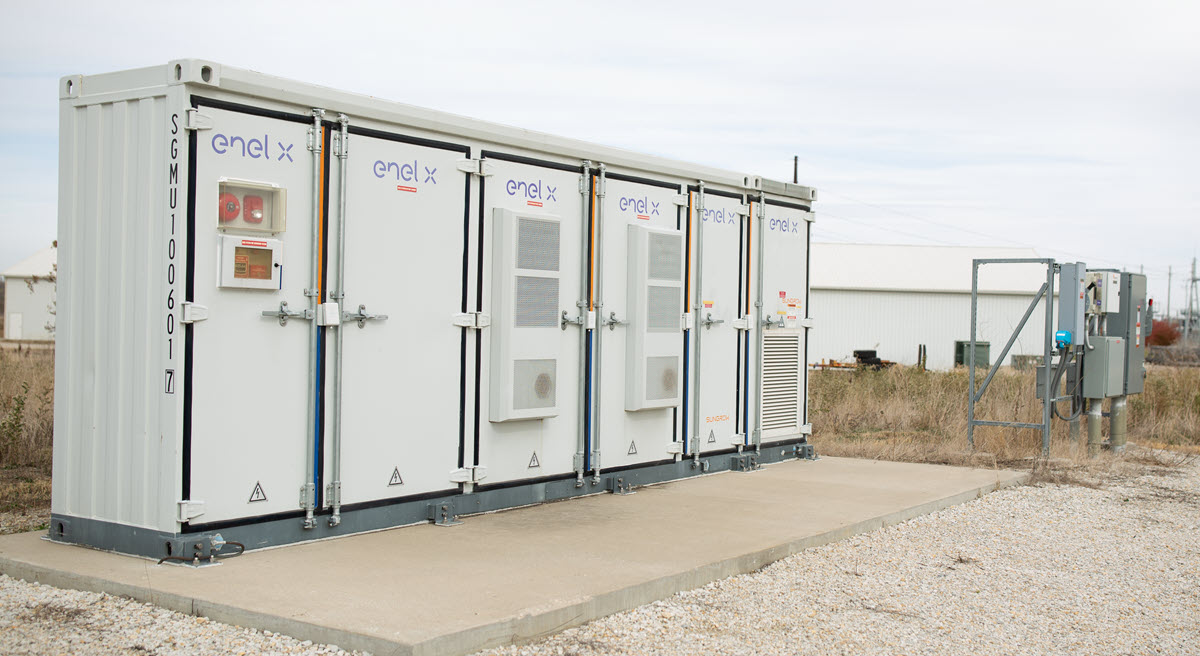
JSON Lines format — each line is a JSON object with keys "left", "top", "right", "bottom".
{"left": 490, "top": 209, "right": 563, "bottom": 421}
{"left": 626, "top": 224, "right": 684, "bottom": 410}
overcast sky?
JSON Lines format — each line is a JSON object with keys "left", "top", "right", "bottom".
{"left": 2, "top": 1, "right": 1197, "bottom": 312}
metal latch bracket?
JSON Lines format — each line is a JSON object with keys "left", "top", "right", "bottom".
{"left": 176, "top": 499, "right": 206, "bottom": 522}
{"left": 185, "top": 108, "right": 213, "bottom": 131}
{"left": 456, "top": 158, "right": 495, "bottom": 177}
{"left": 180, "top": 302, "right": 209, "bottom": 324}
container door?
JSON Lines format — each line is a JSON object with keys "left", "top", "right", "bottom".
{"left": 690, "top": 191, "right": 747, "bottom": 453}
{"left": 758, "top": 199, "right": 812, "bottom": 441}
{"left": 330, "top": 129, "right": 470, "bottom": 505}
{"left": 187, "top": 105, "right": 320, "bottom": 524}
{"left": 475, "top": 157, "right": 583, "bottom": 484}
{"left": 596, "top": 176, "right": 683, "bottom": 470}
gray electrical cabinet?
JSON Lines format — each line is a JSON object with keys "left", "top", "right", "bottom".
{"left": 1082, "top": 336, "right": 1125, "bottom": 398}
{"left": 1110, "top": 273, "right": 1147, "bottom": 395}
{"left": 1057, "top": 262, "right": 1086, "bottom": 345}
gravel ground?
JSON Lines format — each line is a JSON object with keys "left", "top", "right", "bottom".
{"left": 0, "top": 454, "right": 1196, "bottom": 655}
{"left": 476, "top": 455, "right": 1200, "bottom": 656}
{"left": 0, "top": 575, "right": 363, "bottom": 655}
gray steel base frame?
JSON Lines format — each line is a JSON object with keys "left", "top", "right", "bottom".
{"left": 47, "top": 439, "right": 816, "bottom": 560}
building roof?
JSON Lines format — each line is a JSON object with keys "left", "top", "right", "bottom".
{"left": 810, "top": 243, "right": 1050, "bottom": 294}
{"left": 2, "top": 246, "right": 57, "bottom": 279}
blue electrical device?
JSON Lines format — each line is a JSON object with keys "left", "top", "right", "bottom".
{"left": 1054, "top": 330, "right": 1072, "bottom": 350}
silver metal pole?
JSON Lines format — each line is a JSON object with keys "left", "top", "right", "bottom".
{"left": 302, "top": 108, "right": 324, "bottom": 529}
{"left": 328, "top": 114, "right": 349, "bottom": 527}
{"left": 1110, "top": 395, "right": 1127, "bottom": 452}
{"left": 691, "top": 182, "right": 705, "bottom": 466}
{"left": 575, "top": 162, "right": 592, "bottom": 488}
{"left": 752, "top": 197, "right": 766, "bottom": 452}
{"left": 591, "top": 164, "right": 606, "bottom": 483}
{"left": 968, "top": 261, "right": 978, "bottom": 451}
{"left": 1041, "top": 262, "right": 1055, "bottom": 457}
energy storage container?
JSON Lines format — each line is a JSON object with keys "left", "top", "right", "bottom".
{"left": 51, "top": 60, "right": 817, "bottom": 559}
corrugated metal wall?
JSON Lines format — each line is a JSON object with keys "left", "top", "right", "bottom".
{"left": 809, "top": 289, "right": 1050, "bottom": 370}
{"left": 52, "top": 91, "right": 179, "bottom": 531}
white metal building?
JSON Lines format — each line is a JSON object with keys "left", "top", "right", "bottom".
{"left": 809, "top": 243, "right": 1050, "bottom": 370}
{"left": 2, "top": 246, "right": 57, "bottom": 341}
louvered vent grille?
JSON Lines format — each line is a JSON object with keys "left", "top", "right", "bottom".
{"left": 647, "top": 232, "right": 682, "bottom": 281}
{"left": 517, "top": 218, "right": 559, "bottom": 271}
{"left": 761, "top": 333, "right": 800, "bottom": 432}
{"left": 646, "top": 285, "right": 680, "bottom": 333}
{"left": 515, "top": 276, "right": 559, "bottom": 327}
{"left": 513, "top": 359, "right": 556, "bottom": 409}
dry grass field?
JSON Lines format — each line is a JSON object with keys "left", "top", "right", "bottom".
{"left": 1, "top": 348, "right": 1196, "bottom": 534}
{"left": 0, "top": 349, "right": 53, "bottom": 533}
{"left": 810, "top": 364, "right": 1200, "bottom": 466}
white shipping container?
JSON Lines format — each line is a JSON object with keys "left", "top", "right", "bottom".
{"left": 51, "top": 60, "right": 816, "bottom": 559}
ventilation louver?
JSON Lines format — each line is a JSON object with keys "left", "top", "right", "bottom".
{"left": 761, "top": 333, "right": 800, "bottom": 433}
{"left": 490, "top": 209, "right": 562, "bottom": 422}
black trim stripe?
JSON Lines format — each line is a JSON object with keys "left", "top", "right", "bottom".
{"left": 764, "top": 198, "right": 812, "bottom": 212}
{"left": 182, "top": 105, "right": 198, "bottom": 502}
{"left": 473, "top": 175, "right": 485, "bottom": 469}
{"left": 607, "top": 171, "right": 680, "bottom": 190}
{"left": 192, "top": 96, "right": 312, "bottom": 124}
{"left": 347, "top": 124, "right": 470, "bottom": 154}
{"left": 480, "top": 150, "right": 579, "bottom": 172}
{"left": 687, "top": 184, "right": 744, "bottom": 200}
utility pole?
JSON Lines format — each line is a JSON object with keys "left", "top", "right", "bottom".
{"left": 1166, "top": 265, "right": 1171, "bottom": 326}
{"left": 793, "top": 155, "right": 798, "bottom": 184}
{"left": 1187, "top": 258, "right": 1198, "bottom": 342}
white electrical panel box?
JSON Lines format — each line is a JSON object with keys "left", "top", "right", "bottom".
{"left": 626, "top": 224, "right": 684, "bottom": 411}
{"left": 217, "top": 179, "right": 286, "bottom": 234}
{"left": 490, "top": 209, "right": 562, "bottom": 422}
{"left": 218, "top": 235, "right": 282, "bottom": 290}
{"left": 1087, "top": 271, "right": 1121, "bottom": 314}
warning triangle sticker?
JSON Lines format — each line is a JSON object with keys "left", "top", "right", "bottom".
{"left": 627, "top": 441, "right": 638, "bottom": 455}
{"left": 528, "top": 451, "right": 541, "bottom": 468}
{"left": 708, "top": 430, "right": 717, "bottom": 443}
{"left": 248, "top": 481, "right": 267, "bottom": 503}
{"left": 388, "top": 467, "right": 404, "bottom": 486}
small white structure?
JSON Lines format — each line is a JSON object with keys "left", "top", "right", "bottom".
{"left": 2, "top": 246, "right": 57, "bottom": 341}
{"left": 809, "top": 243, "right": 1050, "bottom": 370}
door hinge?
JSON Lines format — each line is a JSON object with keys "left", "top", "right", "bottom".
{"left": 331, "top": 131, "right": 348, "bottom": 158}
{"left": 734, "top": 204, "right": 751, "bottom": 216}
{"left": 456, "top": 158, "right": 495, "bottom": 177}
{"left": 681, "top": 312, "right": 694, "bottom": 331}
{"left": 800, "top": 317, "right": 815, "bottom": 329}
{"left": 671, "top": 194, "right": 689, "bottom": 206}
{"left": 180, "top": 302, "right": 209, "bottom": 324}
{"left": 666, "top": 441, "right": 683, "bottom": 455}
{"left": 176, "top": 499, "right": 206, "bottom": 522}
{"left": 732, "top": 316, "right": 752, "bottom": 331}
{"left": 800, "top": 424, "right": 813, "bottom": 435}
{"left": 452, "top": 312, "right": 491, "bottom": 329}
{"left": 449, "top": 466, "right": 488, "bottom": 484}
{"left": 185, "top": 108, "right": 213, "bottom": 131}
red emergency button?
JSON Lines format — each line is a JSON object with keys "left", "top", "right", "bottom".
{"left": 243, "top": 195, "right": 264, "bottom": 223}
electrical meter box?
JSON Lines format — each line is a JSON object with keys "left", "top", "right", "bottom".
{"left": 1086, "top": 271, "right": 1121, "bottom": 314}
{"left": 1057, "top": 262, "right": 1086, "bottom": 345}
{"left": 1082, "top": 336, "right": 1124, "bottom": 398}
{"left": 219, "top": 235, "right": 282, "bottom": 290}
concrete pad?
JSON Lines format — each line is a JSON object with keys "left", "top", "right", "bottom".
{"left": 0, "top": 457, "right": 1027, "bottom": 656}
